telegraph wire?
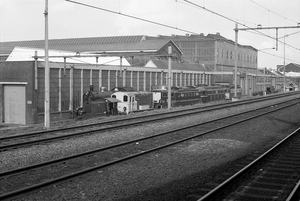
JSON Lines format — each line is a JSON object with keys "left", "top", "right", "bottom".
{"left": 182, "top": 0, "right": 298, "bottom": 45}
{"left": 180, "top": 0, "right": 300, "bottom": 52}
{"left": 246, "top": 30, "right": 300, "bottom": 51}
{"left": 260, "top": 50, "right": 299, "bottom": 63}
{"left": 181, "top": 0, "right": 300, "bottom": 62}
{"left": 278, "top": 30, "right": 300, "bottom": 39}
{"left": 178, "top": 0, "right": 257, "bottom": 26}
{"left": 181, "top": 0, "right": 275, "bottom": 40}
{"left": 248, "top": 0, "right": 299, "bottom": 25}
{"left": 65, "top": 0, "right": 299, "bottom": 64}
{"left": 181, "top": 0, "right": 241, "bottom": 25}
{"left": 65, "top": 0, "right": 198, "bottom": 35}
{"left": 65, "top": 0, "right": 297, "bottom": 51}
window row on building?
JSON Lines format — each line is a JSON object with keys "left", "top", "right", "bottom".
{"left": 217, "top": 48, "right": 257, "bottom": 63}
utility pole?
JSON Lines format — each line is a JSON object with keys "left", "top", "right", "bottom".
{"left": 232, "top": 23, "right": 239, "bottom": 101}
{"left": 236, "top": 25, "right": 300, "bottom": 95}
{"left": 44, "top": 0, "right": 50, "bottom": 128}
{"left": 263, "top": 67, "right": 266, "bottom": 95}
{"left": 168, "top": 46, "right": 172, "bottom": 109}
{"left": 283, "top": 36, "right": 286, "bottom": 92}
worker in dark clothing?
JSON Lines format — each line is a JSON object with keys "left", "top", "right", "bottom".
{"left": 105, "top": 100, "right": 110, "bottom": 116}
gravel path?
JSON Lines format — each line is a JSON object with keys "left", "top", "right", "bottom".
{"left": 2, "top": 95, "right": 300, "bottom": 201}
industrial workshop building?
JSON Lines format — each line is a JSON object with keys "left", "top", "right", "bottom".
{"left": 0, "top": 34, "right": 283, "bottom": 125}
{"left": 156, "top": 33, "right": 258, "bottom": 73}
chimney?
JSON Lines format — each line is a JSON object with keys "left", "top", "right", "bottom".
{"left": 200, "top": 33, "right": 204, "bottom": 36}
{"left": 216, "top": 32, "right": 220, "bottom": 35}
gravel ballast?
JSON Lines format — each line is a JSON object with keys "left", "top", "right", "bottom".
{"left": 1, "top": 95, "right": 300, "bottom": 201}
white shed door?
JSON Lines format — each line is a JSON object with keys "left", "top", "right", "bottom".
{"left": 4, "top": 85, "right": 26, "bottom": 124}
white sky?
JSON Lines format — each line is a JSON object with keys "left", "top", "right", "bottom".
{"left": 0, "top": 0, "right": 299, "bottom": 69}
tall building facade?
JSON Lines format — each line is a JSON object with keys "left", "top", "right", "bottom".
{"left": 156, "top": 33, "right": 258, "bottom": 74}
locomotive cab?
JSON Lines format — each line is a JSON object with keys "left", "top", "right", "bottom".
{"left": 112, "top": 91, "right": 153, "bottom": 114}
{"left": 112, "top": 92, "right": 137, "bottom": 114}
{"left": 82, "top": 91, "right": 119, "bottom": 118}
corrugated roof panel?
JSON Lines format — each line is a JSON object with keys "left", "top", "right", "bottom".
{"left": 1, "top": 35, "right": 177, "bottom": 55}
{"left": 1, "top": 35, "right": 144, "bottom": 46}
{"left": 0, "top": 36, "right": 146, "bottom": 54}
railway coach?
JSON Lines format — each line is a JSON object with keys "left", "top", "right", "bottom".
{"left": 159, "top": 88, "right": 200, "bottom": 107}
{"left": 159, "top": 85, "right": 229, "bottom": 107}
{"left": 151, "top": 85, "right": 180, "bottom": 108}
{"left": 196, "top": 85, "right": 229, "bottom": 103}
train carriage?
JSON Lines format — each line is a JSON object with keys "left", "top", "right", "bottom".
{"left": 151, "top": 85, "right": 181, "bottom": 108}
{"left": 197, "top": 86, "right": 228, "bottom": 102}
{"left": 160, "top": 89, "right": 201, "bottom": 107}
{"left": 159, "top": 85, "right": 229, "bottom": 107}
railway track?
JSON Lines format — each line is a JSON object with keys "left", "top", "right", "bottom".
{"left": 0, "top": 95, "right": 299, "bottom": 200}
{"left": 0, "top": 91, "right": 299, "bottom": 152}
{"left": 194, "top": 127, "right": 300, "bottom": 201}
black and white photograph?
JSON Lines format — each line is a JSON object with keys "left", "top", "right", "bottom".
{"left": 1, "top": 0, "right": 300, "bottom": 200}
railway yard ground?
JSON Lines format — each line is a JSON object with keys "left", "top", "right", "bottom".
{"left": 1, "top": 94, "right": 300, "bottom": 201}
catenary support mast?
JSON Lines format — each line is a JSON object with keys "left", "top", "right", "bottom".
{"left": 44, "top": 0, "right": 50, "bottom": 128}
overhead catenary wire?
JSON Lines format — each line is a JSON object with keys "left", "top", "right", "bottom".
{"left": 248, "top": 0, "right": 299, "bottom": 25}
{"left": 246, "top": 30, "right": 300, "bottom": 51}
{"left": 65, "top": 0, "right": 297, "bottom": 51}
{"left": 260, "top": 50, "right": 300, "bottom": 63}
{"left": 182, "top": 0, "right": 299, "bottom": 48}
{"left": 64, "top": 0, "right": 299, "bottom": 64}
{"left": 65, "top": 0, "right": 198, "bottom": 35}
{"left": 278, "top": 30, "right": 300, "bottom": 39}
{"left": 181, "top": 0, "right": 300, "bottom": 63}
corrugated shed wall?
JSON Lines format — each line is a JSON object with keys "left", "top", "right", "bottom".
{"left": 61, "top": 69, "right": 70, "bottom": 111}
